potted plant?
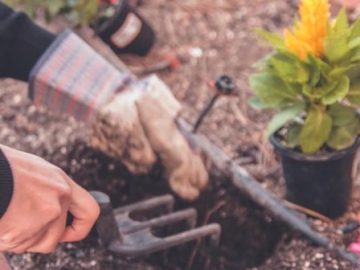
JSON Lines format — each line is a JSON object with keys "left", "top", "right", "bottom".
{"left": 249, "top": 0, "right": 360, "bottom": 218}
{"left": 3, "top": 0, "right": 155, "bottom": 56}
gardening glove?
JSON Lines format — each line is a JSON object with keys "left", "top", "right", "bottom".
{"left": 91, "top": 75, "right": 209, "bottom": 200}
{"left": 28, "top": 30, "right": 208, "bottom": 200}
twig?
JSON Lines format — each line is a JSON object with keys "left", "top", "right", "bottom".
{"left": 134, "top": 55, "right": 182, "bottom": 76}
{"left": 284, "top": 200, "right": 333, "bottom": 224}
{"left": 229, "top": 100, "right": 248, "bottom": 126}
{"left": 186, "top": 201, "right": 225, "bottom": 270}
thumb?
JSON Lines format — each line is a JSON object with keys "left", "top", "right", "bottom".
{"left": 60, "top": 184, "right": 99, "bottom": 242}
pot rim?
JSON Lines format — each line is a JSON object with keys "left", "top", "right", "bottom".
{"left": 270, "top": 134, "right": 360, "bottom": 161}
{"left": 97, "top": 0, "right": 129, "bottom": 34}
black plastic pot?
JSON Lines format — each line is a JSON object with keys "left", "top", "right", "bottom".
{"left": 96, "top": 0, "right": 156, "bottom": 56}
{"left": 270, "top": 135, "right": 360, "bottom": 219}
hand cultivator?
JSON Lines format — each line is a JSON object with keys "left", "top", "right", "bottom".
{"left": 90, "top": 191, "right": 221, "bottom": 255}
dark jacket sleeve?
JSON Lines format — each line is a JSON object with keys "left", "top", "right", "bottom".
{"left": 0, "top": 149, "right": 13, "bottom": 219}
{"left": 0, "top": 2, "right": 56, "bottom": 81}
{"left": 0, "top": 3, "right": 56, "bottom": 218}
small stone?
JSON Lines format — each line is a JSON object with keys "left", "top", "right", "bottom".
{"left": 188, "top": 47, "right": 203, "bottom": 58}
{"left": 315, "top": 253, "right": 324, "bottom": 259}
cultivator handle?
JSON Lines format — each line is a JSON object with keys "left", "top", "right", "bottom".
{"left": 90, "top": 191, "right": 122, "bottom": 249}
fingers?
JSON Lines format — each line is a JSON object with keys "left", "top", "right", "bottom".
{"left": 60, "top": 183, "right": 99, "bottom": 243}
{"left": 26, "top": 211, "right": 68, "bottom": 253}
{"left": 134, "top": 76, "right": 209, "bottom": 200}
{"left": 190, "top": 155, "right": 209, "bottom": 190}
{"left": 168, "top": 157, "right": 199, "bottom": 201}
{"left": 0, "top": 184, "right": 99, "bottom": 253}
{"left": 0, "top": 210, "right": 68, "bottom": 254}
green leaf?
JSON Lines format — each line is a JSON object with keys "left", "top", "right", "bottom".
{"left": 252, "top": 54, "right": 274, "bottom": 69}
{"left": 347, "top": 82, "right": 360, "bottom": 106}
{"left": 349, "top": 37, "right": 360, "bottom": 49}
{"left": 321, "top": 76, "right": 349, "bottom": 105}
{"left": 44, "top": 9, "right": 52, "bottom": 23}
{"left": 247, "top": 96, "right": 271, "bottom": 109}
{"left": 66, "top": 0, "right": 78, "bottom": 7}
{"left": 310, "top": 54, "right": 331, "bottom": 79}
{"left": 302, "top": 81, "right": 337, "bottom": 99}
{"left": 327, "top": 120, "right": 360, "bottom": 150}
{"left": 102, "top": 6, "right": 116, "bottom": 19}
{"left": 323, "top": 33, "right": 349, "bottom": 63}
{"left": 270, "top": 53, "right": 309, "bottom": 83}
{"left": 284, "top": 123, "right": 302, "bottom": 148}
{"left": 47, "top": 0, "right": 65, "bottom": 16}
{"left": 347, "top": 65, "right": 360, "bottom": 82}
{"left": 328, "top": 66, "right": 351, "bottom": 78}
{"left": 249, "top": 73, "right": 297, "bottom": 108}
{"left": 331, "top": 7, "right": 349, "bottom": 35}
{"left": 24, "top": 1, "right": 37, "bottom": 18}
{"left": 2, "top": 0, "right": 18, "bottom": 7}
{"left": 254, "top": 29, "right": 285, "bottom": 49}
{"left": 265, "top": 103, "right": 306, "bottom": 138}
{"left": 306, "top": 55, "right": 321, "bottom": 87}
{"left": 64, "top": 10, "right": 81, "bottom": 27}
{"left": 286, "top": 82, "right": 303, "bottom": 96}
{"left": 349, "top": 17, "right": 360, "bottom": 41}
{"left": 299, "top": 106, "right": 332, "bottom": 153}
{"left": 328, "top": 103, "right": 357, "bottom": 126}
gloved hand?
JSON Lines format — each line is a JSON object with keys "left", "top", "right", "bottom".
{"left": 91, "top": 75, "right": 208, "bottom": 200}
{"left": 29, "top": 30, "right": 208, "bottom": 201}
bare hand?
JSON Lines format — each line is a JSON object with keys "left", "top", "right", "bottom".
{"left": 0, "top": 145, "right": 99, "bottom": 254}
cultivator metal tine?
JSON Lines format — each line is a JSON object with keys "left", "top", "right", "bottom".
{"left": 90, "top": 191, "right": 222, "bottom": 256}
{"left": 114, "top": 194, "right": 174, "bottom": 214}
{"left": 117, "top": 208, "right": 197, "bottom": 234}
{"left": 109, "top": 223, "right": 221, "bottom": 256}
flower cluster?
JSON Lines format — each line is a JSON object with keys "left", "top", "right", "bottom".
{"left": 284, "top": 0, "right": 329, "bottom": 59}
{"left": 249, "top": 0, "right": 360, "bottom": 154}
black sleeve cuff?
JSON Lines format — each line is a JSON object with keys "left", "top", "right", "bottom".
{"left": 0, "top": 2, "right": 56, "bottom": 81}
{"left": 0, "top": 149, "right": 14, "bottom": 219}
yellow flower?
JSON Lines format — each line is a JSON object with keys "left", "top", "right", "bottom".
{"left": 284, "top": 0, "right": 330, "bottom": 60}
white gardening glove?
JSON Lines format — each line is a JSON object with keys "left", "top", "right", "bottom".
{"left": 90, "top": 82, "right": 157, "bottom": 174}
{"left": 91, "top": 75, "right": 209, "bottom": 200}
{"left": 28, "top": 30, "right": 208, "bottom": 200}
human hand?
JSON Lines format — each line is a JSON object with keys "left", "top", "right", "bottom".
{"left": 91, "top": 75, "right": 209, "bottom": 200}
{"left": 0, "top": 145, "right": 99, "bottom": 254}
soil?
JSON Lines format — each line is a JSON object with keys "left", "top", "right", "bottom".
{"left": 2, "top": 0, "right": 360, "bottom": 269}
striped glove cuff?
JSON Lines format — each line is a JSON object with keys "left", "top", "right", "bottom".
{"left": 29, "top": 30, "right": 132, "bottom": 120}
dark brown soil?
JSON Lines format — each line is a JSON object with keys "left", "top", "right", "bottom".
{"left": 2, "top": 0, "right": 360, "bottom": 269}
{"left": 0, "top": 85, "right": 285, "bottom": 269}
